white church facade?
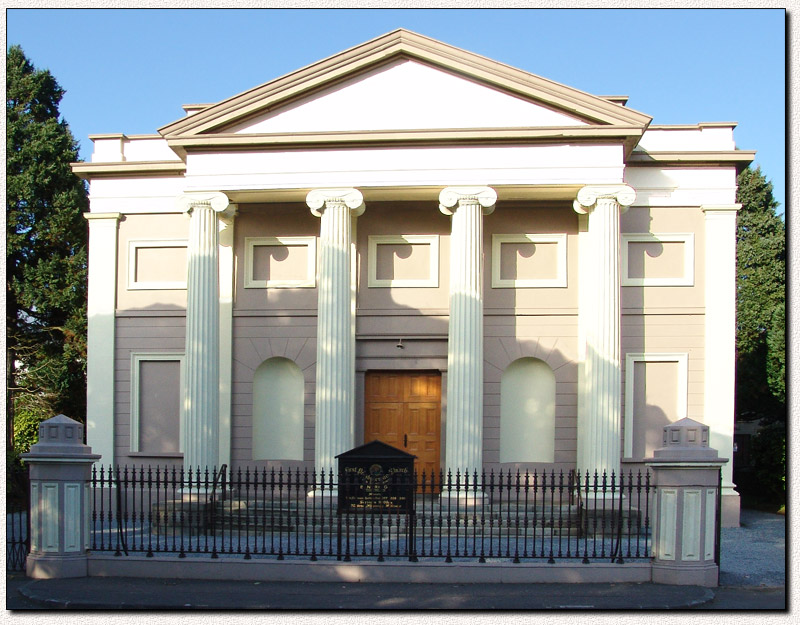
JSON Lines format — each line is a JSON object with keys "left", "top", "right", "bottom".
{"left": 73, "top": 29, "right": 752, "bottom": 524}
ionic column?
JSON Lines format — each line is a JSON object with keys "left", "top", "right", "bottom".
{"left": 307, "top": 188, "right": 365, "bottom": 473}
{"left": 574, "top": 184, "right": 635, "bottom": 478}
{"left": 439, "top": 186, "right": 497, "bottom": 475}
{"left": 178, "top": 192, "right": 235, "bottom": 471}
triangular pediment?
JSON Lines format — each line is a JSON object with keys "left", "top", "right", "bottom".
{"left": 222, "top": 59, "right": 589, "bottom": 135}
{"left": 160, "top": 29, "right": 651, "bottom": 141}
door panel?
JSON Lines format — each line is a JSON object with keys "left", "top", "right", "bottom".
{"left": 364, "top": 372, "right": 441, "bottom": 483}
{"left": 405, "top": 402, "right": 440, "bottom": 479}
{"left": 364, "top": 402, "right": 403, "bottom": 449}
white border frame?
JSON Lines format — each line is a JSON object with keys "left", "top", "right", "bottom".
{"left": 368, "top": 234, "right": 440, "bottom": 288}
{"left": 130, "top": 352, "right": 185, "bottom": 453}
{"left": 624, "top": 352, "right": 689, "bottom": 459}
{"left": 621, "top": 233, "right": 695, "bottom": 287}
{"left": 491, "top": 233, "right": 567, "bottom": 288}
{"left": 244, "top": 236, "right": 317, "bottom": 288}
{"left": 127, "top": 239, "right": 188, "bottom": 290}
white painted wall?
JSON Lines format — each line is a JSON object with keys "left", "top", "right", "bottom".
{"left": 227, "top": 59, "right": 588, "bottom": 135}
{"left": 636, "top": 125, "right": 736, "bottom": 152}
{"left": 91, "top": 135, "right": 179, "bottom": 163}
{"left": 88, "top": 176, "right": 187, "bottom": 213}
{"left": 184, "top": 144, "right": 625, "bottom": 192}
{"left": 624, "top": 167, "right": 739, "bottom": 207}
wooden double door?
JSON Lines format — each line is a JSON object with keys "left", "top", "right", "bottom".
{"left": 364, "top": 371, "right": 441, "bottom": 481}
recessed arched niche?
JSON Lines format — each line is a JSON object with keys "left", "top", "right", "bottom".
{"left": 252, "top": 357, "right": 305, "bottom": 461}
{"left": 500, "top": 357, "right": 556, "bottom": 463}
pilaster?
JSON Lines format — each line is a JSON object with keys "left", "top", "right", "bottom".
{"left": 83, "top": 212, "right": 122, "bottom": 467}
{"left": 702, "top": 204, "right": 741, "bottom": 525}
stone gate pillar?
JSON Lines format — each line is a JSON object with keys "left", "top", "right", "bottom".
{"left": 23, "top": 415, "right": 100, "bottom": 579}
{"left": 646, "top": 417, "right": 727, "bottom": 587}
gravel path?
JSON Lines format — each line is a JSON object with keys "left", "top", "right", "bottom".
{"left": 719, "top": 508, "right": 785, "bottom": 587}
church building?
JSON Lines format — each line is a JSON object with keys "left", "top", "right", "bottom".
{"left": 73, "top": 29, "right": 752, "bottom": 525}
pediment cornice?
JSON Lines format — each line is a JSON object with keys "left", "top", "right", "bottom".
{"left": 158, "top": 29, "right": 651, "bottom": 142}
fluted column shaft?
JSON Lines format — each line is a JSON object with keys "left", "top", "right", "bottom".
{"left": 440, "top": 186, "right": 496, "bottom": 474}
{"left": 178, "top": 193, "right": 235, "bottom": 469}
{"left": 308, "top": 188, "right": 364, "bottom": 473}
{"left": 179, "top": 192, "right": 232, "bottom": 471}
{"left": 574, "top": 185, "right": 635, "bottom": 477}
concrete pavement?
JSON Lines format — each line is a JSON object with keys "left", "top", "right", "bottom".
{"left": 5, "top": 508, "right": 786, "bottom": 610}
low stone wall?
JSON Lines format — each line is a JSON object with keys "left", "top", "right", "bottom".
{"left": 87, "top": 553, "right": 652, "bottom": 585}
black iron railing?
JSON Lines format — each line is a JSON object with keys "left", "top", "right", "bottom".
{"left": 90, "top": 466, "right": 653, "bottom": 563}
{"left": 6, "top": 466, "right": 30, "bottom": 572}
{"left": 6, "top": 501, "right": 29, "bottom": 571}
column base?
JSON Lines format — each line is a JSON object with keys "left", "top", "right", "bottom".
{"left": 721, "top": 489, "right": 741, "bottom": 527}
{"left": 439, "top": 490, "right": 488, "bottom": 508}
{"left": 307, "top": 489, "right": 338, "bottom": 504}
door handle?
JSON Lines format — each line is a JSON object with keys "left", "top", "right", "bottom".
{"left": 404, "top": 434, "right": 408, "bottom": 447}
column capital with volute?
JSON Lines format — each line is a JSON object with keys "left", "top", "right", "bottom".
{"left": 573, "top": 184, "right": 636, "bottom": 215}
{"left": 177, "top": 191, "right": 237, "bottom": 218}
{"left": 439, "top": 186, "right": 497, "bottom": 216}
{"left": 306, "top": 188, "right": 365, "bottom": 217}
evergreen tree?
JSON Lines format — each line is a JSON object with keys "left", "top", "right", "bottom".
{"left": 6, "top": 45, "right": 88, "bottom": 457}
{"left": 734, "top": 166, "right": 786, "bottom": 423}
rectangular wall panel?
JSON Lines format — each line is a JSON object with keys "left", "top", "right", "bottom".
{"left": 64, "top": 483, "right": 82, "bottom": 552}
{"left": 658, "top": 489, "right": 677, "bottom": 560}
{"left": 42, "top": 483, "right": 59, "bottom": 552}
{"left": 681, "top": 489, "right": 702, "bottom": 561}
{"left": 705, "top": 488, "right": 717, "bottom": 560}
{"left": 30, "top": 482, "right": 39, "bottom": 552}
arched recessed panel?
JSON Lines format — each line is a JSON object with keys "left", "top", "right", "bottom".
{"left": 253, "top": 357, "right": 304, "bottom": 461}
{"left": 500, "top": 357, "right": 556, "bottom": 463}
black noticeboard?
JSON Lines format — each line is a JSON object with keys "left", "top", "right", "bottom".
{"left": 336, "top": 440, "right": 416, "bottom": 514}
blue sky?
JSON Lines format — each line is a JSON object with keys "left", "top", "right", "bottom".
{"left": 7, "top": 8, "right": 786, "bottom": 213}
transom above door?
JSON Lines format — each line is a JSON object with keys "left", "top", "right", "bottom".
{"left": 364, "top": 371, "right": 441, "bottom": 481}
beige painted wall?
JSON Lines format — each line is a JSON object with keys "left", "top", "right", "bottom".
{"left": 110, "top": 200, "right": 709, "bottom": 476}
{"left": 629, "top": 360, "right": 680, "bottom": 459}
{"left": 484, "top": 204, "right": 579, "bottom": 312}
{"left": 235, "top": 204, "right": 320, "bottom": 313}
{"left": 484, "top": 315, "right": 580, "bottom": 472}
{"left": 356, "top": 202, "right": 451, "bottom": 314}
{"left": 117, "top": 214, "right": 189, "bottom": 311}
{"left": 621, "top": 207, "right": 705, "bottom": 311}
{"left": 230, "top": 314, "right": 317, "bottom": 469}
{"left": 114, "top": 315, "right": 185, "bottom": 466}
{"left": 138, "top": 360, "right": 181, "bottom": 454}
{"left": 621, "top": 313, "right": 705, "bottom": 472}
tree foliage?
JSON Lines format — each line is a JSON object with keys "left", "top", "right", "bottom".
{"left": 6, "top": 45, "right": 88, "bottom": 456}
{"left": 735, "top": 166, "right": 785, "bottom": 423}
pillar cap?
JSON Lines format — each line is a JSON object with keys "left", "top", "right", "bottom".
{"left": 645, "top": 417, "right": 727, "bottom": 464}
{"left": 21, "top": 414, "right": 101, "bottom": 462}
